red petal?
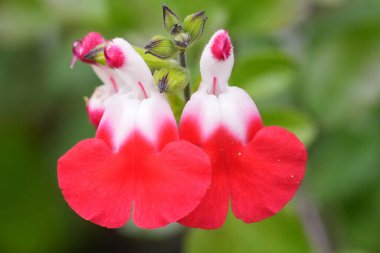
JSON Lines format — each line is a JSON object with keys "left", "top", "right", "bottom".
{"left": 86, "top": 107, "right": 104, "bottom": 127}
{"left": 210, "top": 30, "right": 232, "bottom": 61}
{"left": 230, "top": 126, "right": 307, "bottom": 222}
{"left": 80, "top": 32, "right": 105, "bottom": 58}
{"left": 178, "top": 157, "right": 229, "bottom": 229}
{"left": 133, "top": 140, "right": 211, "bottom": 229}
{"left": 179, "top": 127, "right": 239, "bottom": 229}
{"left": 179, "top": 118, "right": 306, "bottom": 228}
{"left": 58, "top": 134, "right": 211, "bottom": 229}
{"left": 58, "top": 138, "right": 134, "bottom": 228}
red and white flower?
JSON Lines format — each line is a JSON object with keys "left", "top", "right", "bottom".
{"left": 58, "top": 38, "right": 211, "bottom": 229}
{"left": 179, "top": 30, "right": 308, "bottom": 229}
{"left": 71, "top": 32, "right": 126, "bottom": 127}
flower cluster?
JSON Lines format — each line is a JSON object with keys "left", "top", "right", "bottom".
{"left": 58, "top": 7, "right": 307, "bottom": 230}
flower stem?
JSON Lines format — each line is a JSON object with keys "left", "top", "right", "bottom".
{"left": 297, "top": 190, "right": 332, "bottom": 253}
{"left": 179, "top": 51, "right": 191, "bottom": 101}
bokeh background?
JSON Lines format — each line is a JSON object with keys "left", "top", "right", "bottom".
{"left": 1, "top": 0, "right": 380, "bottom": 252}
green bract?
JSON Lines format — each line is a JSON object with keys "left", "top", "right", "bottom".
{"left": 144, "top": 35, "right": 177, "bottom": 59}
{"left": 162, "top": 4, "right": 181, "bottom": 34}
{"left": 154, "top": 67, "right": 189, "bottom": 94}
{"left": 183, "top": 11, "right": 207, "bottom": 46}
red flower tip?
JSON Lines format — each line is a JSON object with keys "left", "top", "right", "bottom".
{"left": 210, "top": 30, "right": 232, "bottom": 61}
{"left": 71, "top": 32, "right": 105, "bottom": 64}
{"left": 104, "top": 44, "right": 125, "bottom": 69}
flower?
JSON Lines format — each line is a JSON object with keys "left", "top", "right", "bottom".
{"left": 71, "top": 32, "right": 126, "bottom": 127}
{"left": 178, "top": 30, "right": 308, "bottom": 229}
{"left": 58, "top": 38, "right": 211, "bottom": 229}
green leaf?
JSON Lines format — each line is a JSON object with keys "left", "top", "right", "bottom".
{"left": 227, "top": 0, "right": 308, "bottom": 34}
{"left": 300, "top": 0, "right": 380, "bottom": 129}
{"left": 308, "top": 126, "right": 380, "bottom": 206}
{"left": 0, "top": 4, "right": 57, "bottom": 47}
{"left": 184, "top": 207, "right": 311, "bottom": 253}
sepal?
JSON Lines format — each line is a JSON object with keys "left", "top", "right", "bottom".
{"left": 153, "top": 67, "right": 189, "bottom": 94}
{"left": 173, "top": 32, "right": 191, "bottom": 50}
{"left": 144, "top": 35, "right": 177, "bottom": 59}
{"left": 183, "top": 11, "right": 207, "bottom": 46}
{"left": 162, "top": 4, "right": 181, "bottom": 34}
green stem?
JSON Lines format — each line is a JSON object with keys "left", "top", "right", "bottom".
{"left": 179, "top": 51, "right": 191, "bottom": 101}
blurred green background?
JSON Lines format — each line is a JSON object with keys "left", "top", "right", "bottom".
{"left": 1, "top": 0, "right": 380, "bottom": 252}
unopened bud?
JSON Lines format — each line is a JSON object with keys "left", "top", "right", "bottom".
{"left": 183, "top": 11, "right": 207, "bottom": 46}
{"left": 144, "top": 35, "right": 177, "bottom": 59}
{"left": 162, "top": 4, "right": 181, "bottom": 34}
{"left": 170, "top": 24, "right": 183, "bottom": 36}
{"left": 173, "top": 32, "right": 191, "bottom": 50}
{"left": 83, "top": 44, "right": 106, "bottom": 66}
{"left": 154, "top": 67, "right": 189, "bottom": 94}
{"left": 71, "top": 32, "right": 105, "bottom": 68}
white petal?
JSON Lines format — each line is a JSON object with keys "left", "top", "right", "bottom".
{"left": 87, "top": 84, "right": 114, "bottom": 112}
{"left": 108, "top": 38, "right": 156, "bottom": 96}
{"left": 182, "top": 87, "right": 261, "bottom": 143}
{"left": 91, "top": 65, "right": 127, "bottom": 93}
{"left": 219, "top": 86, "right": 261, "bottom": 142}
{"left": 199, "top": 30, "right": 234, "bottom": 89}
{"left": 135, "top": 93, "right": 176, "bottom": 145}
{"left": 97, "top": 93, "right": 176, "bottom": 151}
{"left": 97, "top": 93, "right": 140, "bottom": 151}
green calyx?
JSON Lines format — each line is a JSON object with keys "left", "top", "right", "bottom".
{"left": 162, "top": 4, "right": 181, "bottom": 34}
{"left": 173, "top": 32, "right": 191, "bottom": 50}
{"left": 144, "top": 35, "right": 177, "bottom": 59}
{"left": 159, "top": 5, "right": 207, "bottom": 51}
{"left": 153, "top": 67, "right": 189, "bottom": 94}
{"left": 183, "top": 10, "right": 207, "bottom": 46}
{"left": 83, "top": 44, "right": 106, "bottom": 66}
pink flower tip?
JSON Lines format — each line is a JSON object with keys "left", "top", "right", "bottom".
{"left": 71, "top": 32, "right": 105, "bottom": 65}
{"left": 210, "top": 30, "right": 232, "bottom": 61}
{"left": 104, "top": 44, "right": 125, "bottom": 69}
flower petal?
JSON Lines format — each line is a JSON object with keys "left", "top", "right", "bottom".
{"left": 96, "top": 93, "right": 178, "bottom": 151}
{"left": 230, "top": 126, "right": 307, "bottom": 223}
{"left": 59, "top": 90, "right": 212, "bottom": 229}
{"left": 178, "top": 130, "right": 231, "bottom": 229}
{"left": 180, "top": 87, "right": 262, "bottom": 144}
{"left": 133, "top": 140, "right": 211, "bottom": 229}
{"left": 180, "top": 86, "right": 263, "bottom": 228}
{"left": 86, "top": 84, "right": 115, "bottom": 127}
{"left": 57, "top": 138, "right": 134, "bottom": 228}
{"left": 179, "top": 87, "right": 305, "bottom": 228}
{"left": 58, "top": 135, "right": 211, "bottom": 229}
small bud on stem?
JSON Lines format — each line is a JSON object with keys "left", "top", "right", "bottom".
{"left": 145, "top": 35, "right": 177, "bottom": 59}
{"left": 154, "top": 67, "right": 189, "bottom": 94}
{"left": 183, "top": 11, "right": 207, "bottom": 46}
{"left": 162, "top": 4, "right": 181, "bottom": 34}
{"left": 173, "top": 32, "right": 191, "bottom": 50}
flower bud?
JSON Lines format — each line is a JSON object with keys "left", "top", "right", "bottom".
{"left": 173, "top": 32, "right": 191, "bottom": 50}
{"left": 170, "top": 24, "right": 183, "bottom": 36}
{"left": 83, "top": 44, "right": 106, "bottom": 66}
{"left": 154, "top": 67, "right": 189, "bottom": 94}
{"left": 145, "top": 35, "right": 177, "bottom": 59}
{"left": 71, "top": 32, "right": 105, "bottom": 68}
{"left": 183, "top": 11, "right": 207, "bottom": 46}
{"left": 162, "top": 4, "right": 181, "bottom": 34}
